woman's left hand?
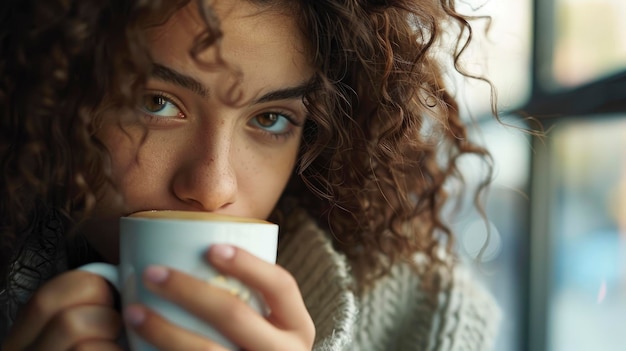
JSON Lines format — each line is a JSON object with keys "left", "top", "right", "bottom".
{"left": 123, "top": 244, "right": 315, "bottom": 351}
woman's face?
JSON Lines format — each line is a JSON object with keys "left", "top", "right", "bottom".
{"left": 86, "top": 0, "right": 313, "bottom": 262}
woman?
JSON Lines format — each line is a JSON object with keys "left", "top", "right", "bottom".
{"left": 1, "top": 0, "right": 500, "bottom": 349}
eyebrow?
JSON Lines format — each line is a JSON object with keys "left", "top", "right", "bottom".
{"left": 151, "top": 63, "right": 313, "bottom": 104}
{"left": 253, "top": 82, "right": 312, "bottom": 104}
{"left": 152, "top": 64, "right": 211, "bottom": 98}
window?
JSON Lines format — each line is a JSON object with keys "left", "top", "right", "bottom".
{"left": 542, "top": 117, "right": 626, "bottom": 351}
{"left": 450, "top": 0, "right": 626, "bottom": 350}
{"left": 551, "top": 0, "right": 626, "bottom": 89}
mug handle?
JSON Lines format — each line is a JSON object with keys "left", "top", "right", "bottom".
{"left": 78, "top": 262, "right": 120, "bottom": 290}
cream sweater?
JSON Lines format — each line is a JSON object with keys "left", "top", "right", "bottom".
{"left": 278, "top": 208, "right": 501, "bottom": 351}
{"left": 1, "top": 209, "right": 500, "bottom": 350}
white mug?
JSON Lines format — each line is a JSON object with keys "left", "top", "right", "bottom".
{"left": 79, "top": 210, "right": 278, "bottom": 351}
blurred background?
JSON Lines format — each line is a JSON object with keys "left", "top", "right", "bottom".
{"left": 442, "top": 0, "right": 626, "bottom": 350}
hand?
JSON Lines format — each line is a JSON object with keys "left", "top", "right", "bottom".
{"left": 2, "top": 271, "right": 122, "bottom": 351}
{"left": 123, "top": 244, "right": 315, "bottom": 351}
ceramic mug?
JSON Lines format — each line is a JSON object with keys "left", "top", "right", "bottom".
{"left": 79, "top": 210, "right": 278, "bottom": 351}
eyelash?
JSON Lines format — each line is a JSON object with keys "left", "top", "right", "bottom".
{"left": 248, "top": 110, "right": 301, "bottom": 141}
{"left": 139, "top": 92, "right": 186, "bottom": 122}
{"left": 139, "top": 92, "right": 302, "bottom": 141}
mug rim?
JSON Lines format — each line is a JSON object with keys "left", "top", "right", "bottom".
{"left": 127, "top": 210, "right": 273, "bottom": 224}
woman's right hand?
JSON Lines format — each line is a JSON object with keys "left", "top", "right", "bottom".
{"left": 2, "top": 270, "right": 122, "bottom": 351}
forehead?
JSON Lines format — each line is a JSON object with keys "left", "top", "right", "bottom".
{"left": 146, "top": 1, "right": 312, "bottom": 86}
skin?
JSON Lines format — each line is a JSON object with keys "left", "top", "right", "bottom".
{"left": 2, "top": 1, "right": 316, "bottom": 350}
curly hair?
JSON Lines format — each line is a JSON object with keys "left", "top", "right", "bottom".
{"left": 283, "top": 0, "right": 494, "bottom": 285}
{"left": 0, "top": 0, "right": 190, "bottom": 281}
{"left": 0, "top": 0, "right": 493, "bottom": 288}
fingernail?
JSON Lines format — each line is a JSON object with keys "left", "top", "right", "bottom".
{"left": 124, "top": 305, "right": 146, "bottom": 326}
{"left": 211, "top": 244, "right": 235, "bottom": 260}
{"left": 144, "top": 265, "right": 169, "bottom": 283}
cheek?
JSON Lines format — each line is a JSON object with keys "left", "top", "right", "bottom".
{"left": 102, "top": 134, "right": 142, "bottom": 194}
{"left": 240, "top": 145, "right": 298, "bottom": 219}
{"left": 90, "top": 127, "right": 134, "bottom": 215}
{"left": 98, "top": 120, "right": 140, "bottom": 169}
{"left": 95, "top": 122, "right": 160, "bottom": 206}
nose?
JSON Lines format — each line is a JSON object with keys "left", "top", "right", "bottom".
{"left": 171, "top": 134, "right": 237, "bottom": 212}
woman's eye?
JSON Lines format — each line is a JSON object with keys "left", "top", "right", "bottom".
{"left": 140, "top": 94, "right": 183, "bottom": 119}
{"left": 249, "top": 112, "right": 293, "bottom": 134}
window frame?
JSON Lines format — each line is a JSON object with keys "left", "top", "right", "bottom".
{"left": 520, "top": 0, "right": 626, "bottom": 350}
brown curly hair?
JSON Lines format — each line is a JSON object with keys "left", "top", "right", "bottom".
{"left": 0, "top": 0, "right": 493, "bottom": 287}
{"left": 289, "top": 0, "right": 494, "bottom": 285}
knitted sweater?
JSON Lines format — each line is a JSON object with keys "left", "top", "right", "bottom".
{"left": 0, "top": 209, "right": 501, "bottom": 350}
{"left": 278, "top": 208, "right": 501, "bottom": 351}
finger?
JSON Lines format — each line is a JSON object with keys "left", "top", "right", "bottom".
{"left": 123, "top": 305, "right": 230, "bottom": 351}
{"left": 70, "top": 339, "right": 123, "bottom": 351}
{"left": 3, "top": 271, "right": 116, "bottom": 351}
{"left": 141, "top": 265, "right": 278, "bottom": 350}
{"left": 208, "top": 245, "right": 313, "bottom": 332}
{"left": 26, "top": 305, "right": 121, "bottom": 351}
